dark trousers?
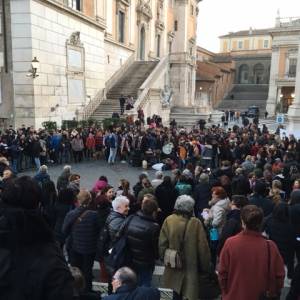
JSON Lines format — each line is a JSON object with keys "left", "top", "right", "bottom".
{"left": 70, "top": 250, "right": 95, "bottom": 292}
{"left": 173, "top": 291, "right": 182, "bottom": 300}
{"left": 73, "top": 150, "right": 83, "bottom": 163}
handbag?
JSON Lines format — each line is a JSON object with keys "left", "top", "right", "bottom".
{"left": 164, "top": 218, "right": 189, "bottom": 269}
{"left": 259, "top": 241, "right": 280, "bottom": 300}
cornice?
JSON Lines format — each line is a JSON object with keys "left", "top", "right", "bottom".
{"left": 37, "top": 0, "right": 106, "bottom": 31}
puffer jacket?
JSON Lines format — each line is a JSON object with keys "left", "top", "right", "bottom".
{"left": 62, "top": 206, "right": 100, "bottom": 254}
{"left": 126, "top": 211, "right": 160, "bottom": 268}
{"left": 106, "top": 210, "right": 126, "bottom": 247}
{"left": 209, "top": 198, "right": 230, "bottom": 233}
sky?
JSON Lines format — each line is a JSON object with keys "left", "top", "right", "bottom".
{"left": 196, "top": 0, "right": 300, "bottom": 53}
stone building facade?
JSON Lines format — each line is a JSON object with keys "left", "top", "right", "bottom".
{"left": 196, "top": 47, "right": 235, "bottom": 109}
{"left": 266, "top": 17, "right": 300, "bottom": 116}
{"left": 0, "top": 0, "right": 199, "bottom": 128}
{"left": 219, "top": 29, "right": 272, "bottom": 85}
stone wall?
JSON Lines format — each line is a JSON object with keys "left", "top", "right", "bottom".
{"left": 10, "top": 0, "right": 107, "bottom": 128}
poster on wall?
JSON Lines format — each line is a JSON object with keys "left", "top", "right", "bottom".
{"left": 68, "top": 78, "right": 85, "bottom": 104}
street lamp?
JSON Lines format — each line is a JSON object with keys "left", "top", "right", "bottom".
{"left": 26, "top": 57, "right": 40, "bottom": 78}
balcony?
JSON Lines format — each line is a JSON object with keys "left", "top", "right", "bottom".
{"left": 275, "top": 74, "right": 296, "bottom": 86}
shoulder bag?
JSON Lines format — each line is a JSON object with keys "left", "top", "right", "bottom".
{"left": 164, "top": 218, "right": 189, "bottom": 269}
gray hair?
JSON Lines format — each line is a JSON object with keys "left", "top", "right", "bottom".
{"left": 112, "top": 196, "right": 129, "bottom": 212}
{"left": 63, "top": 165, "right": 71, "bottom": 172}
{"left": 199, "top": 173, "right": 209, "bottom": 183}
{"left": 39, "top": 165, "right": 48, "bottom": 173}
{"left": 174, "top": 195, "right": 195, "bottom": 214}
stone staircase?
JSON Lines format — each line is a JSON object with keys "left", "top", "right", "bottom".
{"left": 91, "top": 61, "right": 158, "bottom": 121}
{"left": 218, "top": 84, "right": 269, "bottom": 114}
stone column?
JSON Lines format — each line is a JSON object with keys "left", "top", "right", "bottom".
{"left": 266, "top": 46, "right": 280, "bottom": 116}
{"left": 287, "top": 39, "right": 300, "bottom": 136}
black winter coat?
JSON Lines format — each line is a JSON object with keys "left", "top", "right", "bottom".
{"left": 264, "top": 215, "right": 296, "bottom": 265}
{"left": 106, "top": 211, "right": 126, "bottom": 247}
{"left": 155, "top": 182, "right": 178, "bottom": 224}
{"left": 103, "top": 285, "right": 160, "bottom": 300}
{"left": 126, "top": 211, "right": 160, "bottom": 268}
{"left": 63, "top": 207, "right": 100, "bottom": 254}
{"left": 290, "top": 203, "right": 300, "bottom": 237}
{"left": 249, "top": 194, "right": 274, "bottom": 217}
{"left": 0, "top": 205, "right": 73, "bottom": 300}
{"left": 217, "top": 209, "right": 242, "bottom": 255}
{"left": 231, "top": 175, "right": 251, "bottom": 196}
{"left": 193, "top": 182, "right": 211, "bottom": 217}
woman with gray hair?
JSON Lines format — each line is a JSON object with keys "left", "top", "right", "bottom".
{"left": 159, "top": 195, "right": 211, "bottom": 300}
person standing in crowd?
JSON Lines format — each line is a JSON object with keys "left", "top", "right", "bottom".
{"left": 57, "top": 165, "right": 72, "bottom": 192}
{"left": 193, "top": 173, "right": 211, "bottom": 218}
{"left": 85, "top": 133, "right": 95, "bottom": 160}
{"left": 126, "top": 194, "right": 160, "bottom": 286}
{"left": 159, "top": 195, "right": 211, "bottom": 300}
{"left": 218, "top": 205, "right": 285, "bottom": 300}
{"left": 71, "top": 134, "right": 84, "bottom": 163}
{"left": 32, "top": 134, "right": 42, "bottom": 170}
{"left": 151, "top": 171, "right": 164, "bottom": 189}
{"left": 155, "top": 175, "right": 178, "bottom": 225}
{"left": 63, "top": 190, "right": 100, "bottom": 292}
{"left": 107, "top": 129, "right": 118, "bottom": 165}
{"left": 290, "top": 189, "right": 300, "bottom": 266}
{"left": 119, "top": 95, "right": 126, "bottom": 115}
{"left": 137, "top": 178, "right": 155, "bottom": 203}
{"left": 0, "top": 176, "right": 74, "bottom": 300}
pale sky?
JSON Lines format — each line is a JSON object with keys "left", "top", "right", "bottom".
{"left": 197, "top": 0, "right": 300, "bottom": 53}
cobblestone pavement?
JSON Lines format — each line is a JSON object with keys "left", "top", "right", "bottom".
{"left": 21, "top": 159, "right": 160, "bottom": 189}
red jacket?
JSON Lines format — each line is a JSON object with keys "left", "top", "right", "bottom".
{"left": 86, "top": 136, "right": 95, "bottom": 149}
{"left": 218, "top": 230, "right": 285, "bottom": 300}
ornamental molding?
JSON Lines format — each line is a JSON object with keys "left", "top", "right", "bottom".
{"left": 155, "top": 20, "right": 165, "bottom": 33}
{"left": 67, "top": 31, "right": 83, "bottom": 47}
{"left": 168, "top": 31, "right": 175, "bottom": 42}
{"left": 136, "top": 0, "right": 152, "bottom": 22}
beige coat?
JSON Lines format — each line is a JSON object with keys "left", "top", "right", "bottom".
{"left": 159, "top": 214, "right": 211, "bottom": 300}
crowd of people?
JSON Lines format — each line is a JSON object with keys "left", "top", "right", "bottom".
{"left": 0, "top": 117, "right": 300, "bottom": 300}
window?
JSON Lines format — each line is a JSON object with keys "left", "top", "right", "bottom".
{"left": 169, "top": 41, "right": 172, "bottom": 53}
{"left": 68, "top": 0, "right": 81, "bottom": 11}
{"left": 263, "top": 40, "right": 269, "bottom": 48}
{"left": 289, "top": 58, "right": 297, "bottom": 77}
{"left": 238, "top": 41, "right": 243, "bottom": 49}
{"left": 174, "top": 20, "right": 178, "bottom": 31}
{"left": 156, "top": 35, "right": 161, "bottom": 57}
{"left": 118, "top": 11, "right": 125, "bottom": 43}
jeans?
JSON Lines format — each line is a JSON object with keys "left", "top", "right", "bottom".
{"left": 135, "top": 266, "right": 154, "bottom": 287}
{"left": 70, "top": 250, "right": 95, "bottom": 292}
{"left": 11, "top": 158, "right": 18, "bottom": 174}
{"left": 108, "top": 147, "right": 117, "bottom": 164}
{"left": 34, "top": 157, "right": 41, "bottom": 170}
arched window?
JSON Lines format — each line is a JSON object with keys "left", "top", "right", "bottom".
{"left": 238, "top": 64, "right": 250, "bottom": 84}
{"left": 253, "top": 63, "right": 264, "bottom": 84}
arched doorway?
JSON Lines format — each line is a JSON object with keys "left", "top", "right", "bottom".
{"left": 139, "top": 27, "right": 145, "bottom": 60}
{"left": 253, "top": 63, "right": 265, "bottom": 84}
{"left": 238, "top": 64, "right": 250, "bottom": 84}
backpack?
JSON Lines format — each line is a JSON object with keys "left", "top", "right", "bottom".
{"left": 108, "top": 135, "right": 116, "bottom": 149}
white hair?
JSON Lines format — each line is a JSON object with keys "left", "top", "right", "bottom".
{"left": 39, "top": 165, "right": 48, "bottom": 173}
{"left": 174, "top": 195, "right": 195, "bottom": 214}
{"left": 63, "top": 165, "right": 71, "bottom": 171}
{"left": 112, "top": 196, "right": 129, "bottom": 212}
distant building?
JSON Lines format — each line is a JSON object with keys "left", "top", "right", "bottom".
{"left": 219, "top": 28, "right": 272, "bottom": 85}
{"left": 196, "top": 47, "right": 235, "bottom": 109}
{"left": 266, "top": 16, "right": 300, "bottom": 116}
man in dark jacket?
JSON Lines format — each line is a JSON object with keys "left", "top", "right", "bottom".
{"left": 126, "top": 194, "right": 160, "bottom": 286}
{"left": 155, "top": 176, "right": 178, "bottom": 225}
{"left": 231, "top": 168, "right": 251, "bottom": 196}
{"left": 0, "top": 176, "right": 73, "bottom": 300}
{"left": 104, "top": 267, "right": 160, "bottom": 300}
{"left": 193, "top": 173, "right": 211, "bottom": 218}
{"left": 249, "top": 180, "right": 274, "bottom": 217}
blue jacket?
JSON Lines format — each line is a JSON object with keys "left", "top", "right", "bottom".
{"left": 62, "top": 207, "right": 100, "bottom": 254}
{"left": 103, "top": 285, "right": 160, "bottom": 300}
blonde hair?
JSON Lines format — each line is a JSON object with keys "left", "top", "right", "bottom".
{"left": 77, "top": 189, "right": 91, "bottom": 206}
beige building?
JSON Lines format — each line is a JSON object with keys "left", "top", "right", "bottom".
{"left": 0, "top": 0, "right": 199, "bottom": 128}
{"left": 219, "top": 28, "right": 272, "bottom": 53}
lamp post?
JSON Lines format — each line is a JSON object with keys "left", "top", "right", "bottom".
{"left": 26, "top": 57, "right": 40, "bottom": 78}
